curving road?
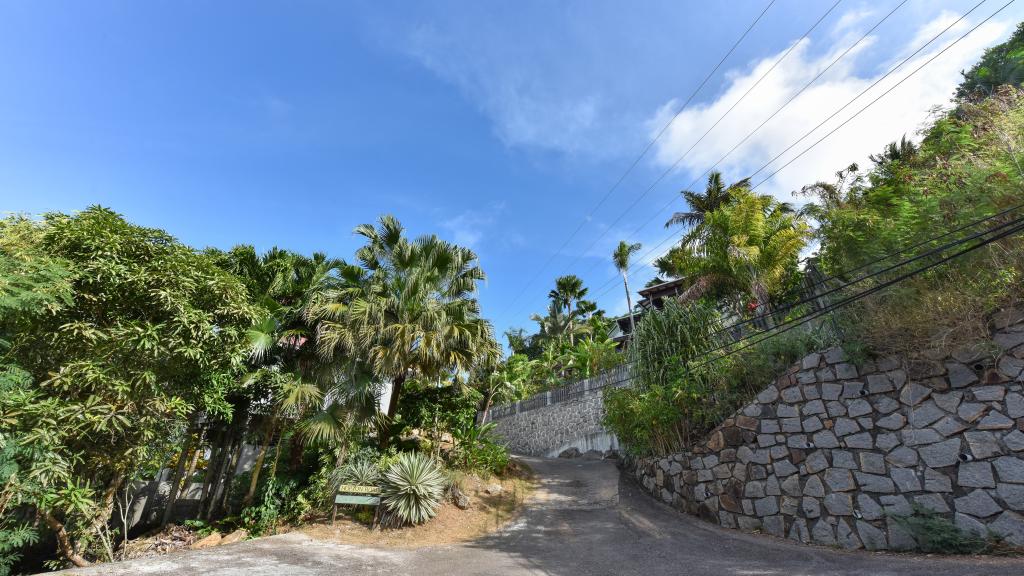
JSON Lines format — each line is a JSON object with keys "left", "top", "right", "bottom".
{"left": 58, "top": 457, "right": 1024, "bottom": 576}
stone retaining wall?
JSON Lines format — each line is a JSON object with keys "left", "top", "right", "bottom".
{"left": 626, "top": 309, "right": 1024, "bottom": 550}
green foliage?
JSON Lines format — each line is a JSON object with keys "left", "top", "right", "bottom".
{"left": 604, "top": 299, "right": 831, "bottom": 456}
{"left": 449, "top": 423, "right": 509, "bottom": 476}
{"left": 891, "top": 504, "right": 1005, "bottom": 554}
{"left": 333, "top": 460, "right": 381, "bottom": 488}
{"left": 380, "top": 452, "right": 445, "bottom": 526}
{"left": 957, "top": 22, "right": 1024, "bottom": 99}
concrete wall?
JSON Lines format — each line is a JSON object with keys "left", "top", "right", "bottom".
{"left": 625, "top": 309, "right": 1024, "bottom": 550}
{"left": 488, "top": 365, "right": 630, "bottom": 457}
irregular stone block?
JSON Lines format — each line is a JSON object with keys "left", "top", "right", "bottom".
{"left": 737, "top": 515, "right": 762, "bottom": 532}
{"left": 836, "top": 363, "right": 858, "bottom": 380}
{"left": 1007, "top": 393, "right": 1024, "bottom": 419}
{"left": 812, "top": 430, "right": 839, "bottom": 449}
{"left": 842, "top": 382, "right": 866, "bottom": 399}
{"left": 744, "top": 481, "right": 766, "bottom": 498}
{"left": 774, "top": 457, "right": 798, "bottom": 475}
{"left": 933, "top": 415, "right": 968, "bottom": 437}
{"left": 973, "top": 385, "right": 1007, "bottom": 402}
{"left": 891, "top": 468, "right": 922, "bottom": 492}
{"left": 821, "top": 383, "right": 842, "bottom": 401}
{"left": 989, "top": 511, "right": 1024, "bottom": 546}
{"left": 762, "top": 514, "right": 785, "bottom": 536}
{"left": 844, "top": 432, "right": 873, "bottom": 449}
{"left": 887, "top": 517, "right": 918, "bottom": 551}
{"left": 901, "top": 427, "right": 942, "bottom": 446}
{"left": 955, "top": 512, "right": 987, "bottom": 536}
{"left": 803, "top": 475, "right": 825, "bottom": 497}
{"left": 782, "top": 386, "right": 804, "bottom": 403}
{"left": 856, "top": 520, "right": 888, "bottom": 550}
{"left": 782, "top": 418, "right": 802, "bottom": 433}
{"left": 802, "top": 416, "right": 824, "bottom": 433}
{"left": 965, "top": 431, "right": 1003, "bottom": 459}
{"left": 777, "top": 403, "right": 799, "bottom": 418}
{"left": 802, "top": 353, "right": 822, "bottom": 370}
{"left": 836, "top": 518, "right": 861, "bottom": 549}
{"left": 816, "top": 368, "right": 836, "bottom": 383}
{"left": 868, "top": 373, "right": 892, "bottom": 393}
{"left": 757, "top": 386, "right": 780, "bottom": 404}
{"left": 801, "top": 496, "right": 821, "bottom": 518}
{"left": 754, "top": 496, "right": 779, "bottom": 517}
{"left": 854, "top": 472, "right": 896, "bottom": 493}
{"left": 932, "top": 391, "right": 963, "bottom": 414}
{"left": 833, "top": 417, "right": 860, "bottom": 437}
{"left": 825, "top": 468, "right": 856, "bottom": 492}
{"left": 924, "top": 468, "right": 953, "bottom": 493}
{"left": 998, "top": 483, "right": 1024, "bottom": 510}
{"left": 846, "top": 398, "right": 872, "bottom": 418}
{"left": 1005, "top": 430, "right": 1024, "bottom": 452}
{"left": 899, "top": 382, "right": 932, "bottom": 406}
{"left": 832, "top": 450, "right": 857, "bottom": 469}
{"left": 786, "top": 434, "right": 810, "bottom": 449}
{"left": 788, "top": 517, "right": 810, "bottom": 543}
{"left": 946, "top": 362, "right": 979, "bottom": 389}
{"left": 825, "top": 492, "right": 854, "bottom": 516}
{"left": 857, "top": 493, "right": 884, "bottom": 520}
{"left": 880, "top": 494, "right": 912, "bottom": 516}
{"left": 803, "top": 399, "right": 826, "bottom": 416}
{"left": 978, "top": 411, "right": 1014, "bottom": 430}
{"left": 805, "top": 451, "right": 829, "bottom": 474}
{"left": 782, "top": 474, "right": 801, "bottom": 497}
{"left": 955, "top": 489, "right": 1002, "bottom": 518}
{"left": 826, "top": 401, "right": 847, "bottom": 417}
{"left": 919, "top": 438, "right": 961, "bottom": 468}
{"left": 995, "top": 330, "right": 1024, "bottom": 351}
{"left": 876, "top": 413, "right": 906, "bottom": 430}
{"left": 811, "top": 519, "right": 835, "bottom": 545}
{"left": 913, "top": 493, "right": 950, "bottom": 513}
{"left": 994, "top": 456, "right": 1024, "bottom": 483}
{"left": 876, "top": 432, "right": 901, "bottom": 452}
{"left": 859, "top": 452, "right": 886, "bottom": 474}
{"left": 908, "top": 401, "right": 945, "bottom": 427}
{"left": 873, "top": 396, "right": 900, "bottom": 414}
{"left": 958, "top": 402, "right": 987, "bottom": 423}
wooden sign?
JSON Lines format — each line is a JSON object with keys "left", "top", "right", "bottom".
{"left": 337, "top": 484, "right": 381, "bottom": 495}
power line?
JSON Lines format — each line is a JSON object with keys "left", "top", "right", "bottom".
{"left": 579, "top": 0, "right": 909, "bottom": 284}
{"left": 501, "top": 0, "right": 778, "bottom": 315}
{"left": 752, "top": 0, "right": 1013, "bottom": 188}
{"left": 588, "top": 0, "right": 996, "bottom": 303}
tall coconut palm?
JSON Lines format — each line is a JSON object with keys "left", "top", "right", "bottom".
{"left": 310, "top": 215, "right": 499, "bottom": 443}
{"left": 665, "top": 171, "right": 752, "bottom": 251}
{"left": 612, "top": 240, "right": 642, "bottom": 337}
{"left": 548, "top": 275, "right": 587, "bottom": 345}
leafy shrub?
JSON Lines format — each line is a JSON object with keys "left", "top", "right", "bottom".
{"left": 449, "top": 422, "right": 509, "bottom": 476}
{"left": 891, "top": 504, "right": 1006, "bottom": 554}
{"left": 604, "top": 298, "right": 833, "bottom": 456}
{"left": 333, "top": 460, "right": 380, "bottom": 488}
{"left": 380, "top": 452, "right": 445, "bottom": 526}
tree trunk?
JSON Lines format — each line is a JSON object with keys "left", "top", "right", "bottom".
{"left": 198, "top": 426, "right": 224, "bottom": 512}
{"left": 181, "top": 430, "right": 204, "bottom": 492}
{"left": 242, "top": 417, "right": 276, "bottom": 508}
{"left": 44, "top": 513, "right": 91, "bottom": 568}
{"left": 75, "top": 471, "right": 125, "bottom": 559}
{"left": 161, "top": 428, "right": 196, "bottom": 528}
{"left": 380, "top": 373, "right": 406, "bottom": 450}
{"left": 623, "top": 274, "right": 635, "bottom": 339}
{"left": 217, "top": 439, "right": 245, "bottom": 514}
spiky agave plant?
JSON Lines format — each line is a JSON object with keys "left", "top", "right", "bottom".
{"left": 334, "top": 459, "right": 380, "bottom": 488}
{"left": 380, "top": 452, "right": 445, "bottom": 526}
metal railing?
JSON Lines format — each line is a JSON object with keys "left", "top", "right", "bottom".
{"left": 486, "top": 363, "right": 633, "bottom": 421}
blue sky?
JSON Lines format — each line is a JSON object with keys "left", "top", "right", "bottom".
{"left": 2, "top": 0, "right": 1022, "bottom": 345}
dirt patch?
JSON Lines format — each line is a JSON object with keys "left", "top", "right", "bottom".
{"left": 299, "top": 466, "right": 535, "bottom": 548}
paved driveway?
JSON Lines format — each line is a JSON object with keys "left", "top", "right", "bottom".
{"left": 57, "top": 457, "right": 1024, "bottom": 576}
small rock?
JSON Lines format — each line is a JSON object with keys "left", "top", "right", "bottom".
{"left": 558, "top": 447, "right": 581, "bottom": 459}
{"left": 484, "top": 483, "right": 503, "bottom": 495}
{"left": 219, "top": 529, "right": 248, "bottom": 546}
{"left": 190, "top": 532, "right": 223, "bottom": 550}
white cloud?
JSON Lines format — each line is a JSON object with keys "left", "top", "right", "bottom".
{"left": 646, "top": 12, "right": 1013, "bottom": 203}
{"left": 440, "top": 201, "right": 509, "bottom": 249}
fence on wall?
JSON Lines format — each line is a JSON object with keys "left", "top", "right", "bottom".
{"left": 486, "top": 363, "right": 633, "bottom": 422}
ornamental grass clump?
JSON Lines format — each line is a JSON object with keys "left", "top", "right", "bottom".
{"left": 380, "top": 452, "right": 445, "bottom": 526}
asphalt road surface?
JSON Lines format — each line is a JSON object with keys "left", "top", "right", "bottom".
{"left": 56, "top": 457, "right": 1024, "bottom": 576}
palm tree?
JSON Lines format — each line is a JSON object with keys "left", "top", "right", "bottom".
{"left": 656, "top": 188, "right": 810, "bottom": 312}
{"left": 548, "top": 275, "right": 587, "bottom": 345}
{"left": 665, "top": 171, "right": 751, "bottom": 251}
{"left": 612, "top": 240, "right": 642, "bottom": 337}
{"left": 311, "top": 215, "right": 499, "bottom": 445}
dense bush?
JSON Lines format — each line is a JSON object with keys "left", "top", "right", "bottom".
{"left": 449, "top": 422, "right": 509, "bottom": 476}
{"left": 380, "top": 452, "right": 445, "bottom": 527}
